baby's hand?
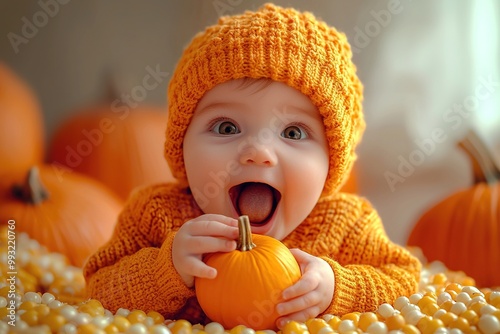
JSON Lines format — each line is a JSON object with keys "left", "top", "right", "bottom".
{"left": 172, "top": 214, "right": 238, "bottom": 287}
{"left": 276, "top": 249, "right": 335, "bottom": 329}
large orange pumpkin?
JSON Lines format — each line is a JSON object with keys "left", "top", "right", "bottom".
{"left": 49, "top": 91, "right": 354, "bottom": 200}
{"left": 0, "top": 62, "right": 44, "bottom": 176}
{"left": 48, "top": 101, "right": 175, "bottom": 200}
{"left": 407, "top": 131, "right": 500, "bottom": 287}
{"left": 0, "top": 165, "right": 123, "bottom": 267}
{"left": 195, "top": 215, "right": 301, "bottom": 330}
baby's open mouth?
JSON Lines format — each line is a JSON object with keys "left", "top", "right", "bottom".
{"left": 229, "top": 182, "right": 281, "bottom": 226}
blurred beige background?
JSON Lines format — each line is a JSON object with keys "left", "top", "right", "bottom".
{"left": 1, "top": 0, "right": 499, "bottom": 245}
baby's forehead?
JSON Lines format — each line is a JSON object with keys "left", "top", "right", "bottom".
{"left": 195, "top": 78, "right": 318, "bottom": 113}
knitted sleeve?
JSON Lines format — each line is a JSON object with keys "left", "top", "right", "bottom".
{"left": 83, "top": 184, "right": 202, "bottom": 319}
{"left": 283, "top": 193, "right": 421, "bottom": 316}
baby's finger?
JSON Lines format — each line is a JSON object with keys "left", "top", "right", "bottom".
{"left": 195, "top": 214, "right": 238, "bottom": 226}
{"left": 276, "top": 305, "right": 322, "bottom": 329}
{"left": 185, "top": 236, "right": 237, "bottom": 254}
{"left": 276, "top": 291, "right": 322, "bottom": 316}
{"left": 281, "top": 273, "right": 317, "bottom": 300}
{"left": 185, "top": 220, "right": 239, "bottom": 238}
{"left": 183, "top": 256, "right": 217, "bottom": 279}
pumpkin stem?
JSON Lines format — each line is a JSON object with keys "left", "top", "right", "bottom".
{"left": 236, "top": 215, "right": 256, "bottom": 251}
{"left": 457, "top": 130, "right": 500, "bottom": 185}
{"left": 11, "top": 166, "right": 50, "bottom": 205}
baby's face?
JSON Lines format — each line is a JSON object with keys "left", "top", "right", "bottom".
{"left": 183, "top": 79, "right": 329, "bottom": 240}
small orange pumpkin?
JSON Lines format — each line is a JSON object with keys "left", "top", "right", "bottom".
{"left": 0, "top": 165, "right": 123, "bottom": 267}
{"left": 195, "top": 215, "right": 301, "bottom": 330}
{"left": 0, "top": 62, "right": 44, "bottom": 177}
{"left": 407, "top": 131, "right": 500, "bottom": 287}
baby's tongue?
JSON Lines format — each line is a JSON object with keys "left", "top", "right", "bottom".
{"left": 237, "top": 183, "right": 273, "bottom": 224}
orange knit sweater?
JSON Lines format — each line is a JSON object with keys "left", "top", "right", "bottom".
{"left": 84, "top": 183, "right": 421, "bottom": 323}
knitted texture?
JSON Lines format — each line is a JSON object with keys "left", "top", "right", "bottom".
{"left": 165, "top": 3, "right": 365, "bottom": 194}
{"left": 84, "top": 184, "right": 421, "bottom": 322}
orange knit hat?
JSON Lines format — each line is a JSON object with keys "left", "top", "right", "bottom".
{"left": 165, "top": 3, "right": 365, "bottom": 195}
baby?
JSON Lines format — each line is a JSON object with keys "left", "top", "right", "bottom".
{"left": 84, "top": 3, "right": 421, "bottom": 329}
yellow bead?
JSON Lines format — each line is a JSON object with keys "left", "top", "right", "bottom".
{"left": 40, "top": 313, "right": 66, "bottom": 333}
{"left": 358, "top": 312, "right": 378, "bottom": 332}
{"left": 113, "top": 315, "right": 131, "bottom": 332}
{"left": 19, "top": 301, "right": 38, "bottom": 311}
{"left": 306, "top": 318, "right": 329, "bottom": 334}
{"left": 282, "top": 320, "right": 307, "bottom": 334}
{"left": 79, "top": 299, "right": 105, "bottom": 317}
{"left": 171, "top": 319, "right": 193, "bottom": 334}
{"left": 327, "top": 316, "right": 341, "bottom": 330}
{"left": 385, "top": 314, "right": 405, "bottom": 331}
{"left": 20, "top": 309, "right": 39, "bottom": 326}
{"left": 340, "top": 312, "right": 360, "bottom": 326}
{"left": 401, "top": 324, "right": 419, "bottom": 334}
{"left": 34, "top": 304, "right": 50, "bottom": 318}
{"left": 435, "top": 312, "right": 457, "bottom": 326}
{"left": 77, "top": 323, "right": 105, "bottom": 334}
{"left": 450, "top": 316, "right": 470, "bottom": 332}
{"left": 147, "top": 310, "right": 165, "bottom": 324}
{"left": 445, "top": 283, "right": 462, "bottom": 295}
{"left": 127, "top": 309, "right": 147, "bottom": 324}
{"left": 432, "top": 273, "right": 447, "bottom": 286}
{"left": 419, "top": 317, "right": 444, "bottom": 334}
{"left": 462, "top": 309, "right": 479, "bottom": 325}
{"left": 104, "top": 324, "right": 119, "bottom": 334}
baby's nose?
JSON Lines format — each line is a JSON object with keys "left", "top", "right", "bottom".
{"left": 239, "top": 142, "right": 277, "bottom": 167}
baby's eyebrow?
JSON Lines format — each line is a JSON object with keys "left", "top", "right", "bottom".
{"left": 194, "top": 101, "right": 247, "bottom": 114}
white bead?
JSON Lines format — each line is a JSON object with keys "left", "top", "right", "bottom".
{"left": 22, "top": 291, "right": 41, "bottom": 303}
{"left": 318, "top": 326, "right": 335, "bottom": 334}
{"left": 338, "top": 319, "right": 356, "bottom": 334}
{"left": 149, "top": 325, "right": 172, "bottom": 334}
{"left": 366, "top": 321, "right": 388, "bottom": 334}
{"left": 478, "top": 314, "right": 500, "bottom": 334}
{"left": 489, "top": 291, "right": 500, "bottom": 302}
{"left": 92, "top": 315, "right": 111, "bottom": 328}
{"left": 470, "top": 296, "right": 486, "bottom": 305}
{"left": 455, "top": 292, "right": 472, "bottom": 305}
{"left": 378, "top": 303, "right": 395, "bottom": 319}
{"left": 405, "top": 309, "right": 424, "bottom": 326}
{"left": 322, "top": 314, "right": 335, "bottom": 322}
{"left": 480, "top": 304, "right": 497, "bottom": 315}
{"left": 58, "top": 304, "right": 78, "bottom": 320}
{"left": 409, "top": 293, "right": 423, "bottom": 304}
{"left": 394, "top": 296, "right": 410, "bottom": 311}
{"left": 48, "top": 299, "right": 62, "bottom": 309}
{"left": 59, "top": 323, "right": 78, "bottom": 334}
{"left": 437, "top": 292, "right": 452, "bottom": 305}
{"left": 0, "top": 297, "right": 7, "bottom": 308}
{"left": 462, "top": 286, "right": 481, "bottom": 295}
{"left": 241, "top": 328, "right": 256, "bottom": 334}
{"left": 433, "top": 327, "right": 449, "bottom": 334}
{"left": 449, "top": 329, "right": 463, "bottom": 334}
{"left": 126, "top": 323, "right": 148, "bottom": 334}
{"left": 204, "top": 322, "right": 225, "bottom": 334}
{"left": 400, "top": 303, "right": 419, "bottom": 316}
{"left": 433, "top": 309, "right": 447, "bottom": 318}
{"left": 41, "top": 292, "right": 55, "bottom": 304}
{"left": 40, "top": 272, "right": 54, "bottom": 286}
{"left": 73, "top": 313, "right": 92, "bottom": 325}
{"left": 116, "top": 308, "right": 131, "bottom": 317}
{"left": 450, "top": 302, "right": 467, "bottom": 315}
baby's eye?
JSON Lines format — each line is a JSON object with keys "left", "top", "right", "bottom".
{"left": 213, "top": 120, "right": 240, "bottom": 135}
{"left": 282, "top": 125, "right": 307, "bottom": 140}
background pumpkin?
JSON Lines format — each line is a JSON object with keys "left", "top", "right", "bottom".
{"left": 0, "top": 62, "right": 44, "bottom": 177}
{"left": 48, "top": 95, "right": 175, "bottom": 201}
{"left": 195, "top": 216, "right": 302, "bottom": 330}
{"left": 0, "top": 165, "right": 123, "bottom": 267}
{"left": 407, "top": 130, "right": 500, "bottom": 288}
